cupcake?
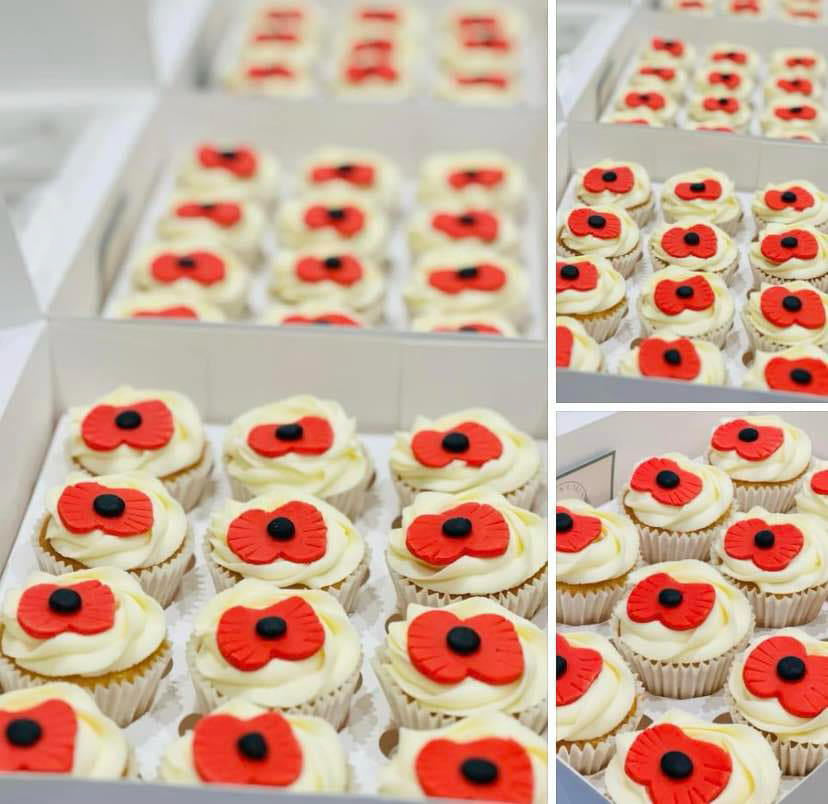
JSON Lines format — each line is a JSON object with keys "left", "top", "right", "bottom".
{"left": 555, "top": 256, "right": 626, "bottom": 342}
{"left": 389, "top": 408, "right": 541, "bottom": 510}
{"left": 743, "top": 282, "right": 828, "bottom": 351}
{"left": 637, "top": 267, "right": 735, "bottom": 347}
{"left": 204, "top": 490, "right": 368, "bottom": 612}
{"left": 67, "top": 385, "right": 212, "bottom": 512}
{"left": 373, "top": 598, "right": 546, "bottom": 732}
{"left": 557, "top": 205, "right": 642, "bottom": 278}
{"left": 260, "top": 302, "right": 366, "bottom": 328}
{"left": 176, "top": 144, "right": 280, "bottom": 203}
{"left": 648, "top": 220, "right": 739, "bottom": 283}
{"left": 660, "top": 168, "right": 743, "bottom": 234}
{"left": 692, "top": 66, "right": 755, "bottom": 99}
{"left": 617, "top": 331, "right": 726, "bottom": 385}
{"left": 605, "top": 709, "right": 781, "bottom": 803}
{"left": 387, "top": 489, "right": 547, "bottom": 618}
{"left": 744, "top": 345, "right": 828, "bottom": 396}
{"left": 638, "top": 37, "right": 696, "bottom": 70}
{"left": 628, "top": 65, "right": 687, "bottom": 98}
{"left": 410, "top": 311, "right": 518, "bottom": 337}
{"left": 686, "top": 95, "right": 752, "bottom": 131}
{"left": 439, "top": 10, "right": 524, "bottom": 74}
{"left": 574, "top": 160, "right": 654, "bottom": 226}
{"left": 615, "top": 88, "right": 677, "bottom": 124}
{"left": 749, "top": 225, "right": 828, "bottom": 290}
{"left": 0, "top": 567, "right": 169, "bottom": 726}
{"left": 764, "top": 74, "right": 817, "bottom": 103}
{"left": 335, "top": 42, "right": 414, "bottom": 102}
{"left": 407, "top": 204, "right": 520, "bottom": 257}
{"left": 556, "top": 499, "right": 640, "bottom": 625}
{"left": 33, "top": 471, "right": 192, "bottom": 607}
{"left": 222, "top": 395, "right": 373, "bottom": 518}
{"left": 108, "top": 291, "right": 226, "bottom": 323}
{"left": 795, "top": 461, "right": 828, "bottom": 519}
{"left": 751, "top": 180, "right": 828, "bottom": 232}
{"left": 556, "top": 316, "right": 602, "bottom": 373}
{"left": 622, "top": 452, "right": 734, "bottom": 562}
{"left": 610, "top": 559, "right": 753, "bottom": 697}
{"left": 187, "top": 582, "right": 360, "bottom": 727}
{"left": 158, "top": 699, "right": 348, "bottom": 790}
{"left": 762, "top": 102, "right": 828, "bottom": 136}
{"left": 727, "top": 629, "right": 828, "bottom": 774}
{"left": 224, "top": 62, "right": 314, "bottom": 98}
{"left": 705, "top": 43, "right": 760, "bottom": 74}
{"left": 770, "top": 48, "right": 826, "bottom": 80}
{"left": 379, "top": 713, "right": 547, "bottom": 803}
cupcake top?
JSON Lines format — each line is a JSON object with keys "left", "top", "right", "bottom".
{"left": 224, "top": 63, "right": 314, "bottom": 98}
{"left": 693, "top": 66, "right": 755, "bottom": 99}
{"left": 408, "top": 203, "right": 519, "bottom": 256}
{"left": 660, "top": 168, "right": 741, "bottom": 226}
{"left": 712, "top": 507, "right": 828, "bottom": 594}
{"left": 158, "top": 699, "right": 347, "bottom": 790}
{"left": 743, "top": 345, "right": 828, "bottom": 396}
{"left": 206, "top": 490, "right": 365, "bottom": 587}
{"left": 750, "top": 224, "right": 828, "bottom": 280}
{"left": 555, "top": 255, "right": 625, "bottom": 316}
{"left": 637, "top": 267, "right": 734, "bottom": 339}
{"left": 1, "top": 566, "right": 166, "bottom": 678}
{"left": 379, "top": 713, "right": 547, "bottom": 804}
{"left": 390, "top": 408, "right": 540, "bottom": 497}
{"left": 435, "top": 71, "right": 521, "bottom": 106}
{"left": 726, "top": 0, "right": 769, "bottom": 17}
{"left": 556, "top": 631, "right": 637, "bottom": 743}
{"left": 628, "top": 65, "right": 687, "bottom": 96}
{"left": 762, "top": 101, "right": 827, "bottom": 133}
{"left": 556, "top": 316, "right": 602, "bottom": 372}
{"left": 728, "top": 629, "right": 828, "bottom": 743}
{"left": 558, "top": 205, "right": 640, "bottom": 259}
{"left": 190, "top": 582, "right": 360, "bottom": 708}
{"left": 769, "top": 48, "right": 826, "bottom": 79}
{"left": 260, "top": 302, "right": 366, "bottom": 328}
{"left": 381, "top": 598, "right": 546, "bottom": 717}
{"left": 605, "top": 709, "right": 781, "bottom": 804}
{"left": 223, "top": 395, "right": 370, "bottom": 499}
{"left": 617, "top": 332, "right": 726, "bottom": 386}
{"left": 68, "top": 385, "right": 207, "bottom": 479}
{"left": 795, "top": 461, "right": 828, "bottom": 519}
{"left": 704, "top": 42, "right": 760, "bottom": 74}
{"left": 744, "top": 281, "right": 828, "bottom": 346}
{"left": 388, "top": 489, "right": 546, "bottom": 595}
{"left": 575, "top": 160, "right": 652, "bottom": 212}
{"left": 751, "top": 180, "right": 828, "bottom": 228}
{"left": 764, "top": 73, "right": 817, "bottom": 102}
{"left": 709, "top": 414, "right": 811, "bottom": 483}
{"left": 410, "top": 310, "right": 518, "bottom": 337}
{"left": 613, "top": 559, "right": 752, "bottom": 662}
{"left": 176, "top": 144, "right": 280, "bottom": 201}
{"left": 649, "top": 220, "right": 738, "bottom": 274}
{"left": 616, "top": 88, "right": 677, "bottom": 122}
{"left": 638, "top": 37, "right": 696, "bottom": 70}
{"left": 108, "top": 291, "right": 226, "bottom": 323}
{"left": 555, "top": 499, "right": 639, "bottom": 585}
{"left": 43, "top": 471, "right": 188, "bottom": 571}
{"left": 686, "top": 95, "right": 751, "bottom": 129}
{"left": 0, "top": 682, "right": 129, "bottom": 778}
{"left": 624, "top": 452, "right": 733, "bottom": 532}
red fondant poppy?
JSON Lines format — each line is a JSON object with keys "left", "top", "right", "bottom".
{"left": 775, "top": 105, "right": 817, "bottom": 121}
{"left": 415, "top": 737, "right": 533, "bottom": 804}
{"left": 310, "top": 163, "right": 375, "bottom": 188}
{"left": 217, "top": 596, "right": 325, "bottom": 671}
{"left": 362, "top": 8, "right": 398, "bottom": 21}
{"left": 653, "top": 276, "right": 715, "bottom": 316}
{"left": 708, "top": 71, "right": 742, "bottom": 89}
{"left": 638, "top": 337, "right": 701, "bottom": 381}
{"left": 346, "top": 50, "right": 398, "bottom": 83}
{"left": 247, "top": 416, "right": 333, "bottom": 458}
{"left": 760, "top": 228, "right": 818, "bottom": 263}
{"left": 303, "top": 205, "right": 365, "bottom": 237}
{"left": 788, "top": 8, "right": 820, "bottom": 19}
{"left": 246, "top": 64, "right": 295, "bottom": 80}
{"left": 429, "top": 264, "right": 507, "bottom": 294}
{"left": 17, "top": 581, "right": 116, "bottom": 639}
{"left": 411, "top": 421, "right": 503, "bottom": 468}
{"left": 193, "top": 710, "right": 302, "bottom": 786}
{"left": 198, "top": 146, "right": 257, "bottom": 179}
{"left": 777, "top": 78, "right": 813, "bottom": 95}
{"left": 555, "top": 260, "right": 598, "bottom": 293}
{"left": 761, "top": 286, "right": 825, "bottom": 330}
{"left": 731, "top": 0, "right": 760, "bottom": 12}
{"left": 131, "top": 306, "right": 199, "bottom": 320}
{"left": 764, "top": 186, "right": 815, "bottom": 211}
{"left": 81, "top": 400, "right": 174, "bottom": 451}
{"left": 556, "top": 326, "right": 573, "bottom": 368}
{"left": 652, "top": 37, "right": 684, "bottom": 57}
{"left": 710, "top": 418, "right": 784, "bottom": 460}
{"left": 639, "top": 66, "right": 676, "bottom": 81}
{"left": 434, "top": 323, "right": 503, "bottom": 335}
{"left": 723, "top": 517, "right": 803, "bottom": 571}
{"left": 660, "top": 224, "right": 717, "bottom": 259}
{"left": 623, "top": 91, "right": 666, "bottom": 110}
{"left": 555, "top": 633, "right": 602, "bottom": 706}
{"left": 627, "top": 572, "right": 715, "bottom": 630}
{"left": 455, "top": 74, "right": 509, "bottom": 89}
{"left": 227, "top": 501, "right": 327, "bottom": 565}
{"left": 150, "top": 251, "right": 226, "bottom": 286}
{"left": 629, "top": 457, "right": 703, "bottom": 505}
{"left": 175, "top": 202, "right": 242, "bottom": 228}
{"left": 674, "top": 179, "right": 722, "bottom": 201}
{"left": 764, "top": 356, "right": 828, "bottom": 395}
{"left": 787, "top": 56, "right": 817, "bottom": 69}
{"left": 702, "top": 96, "right": 740, "bottom": 114}
{"left": 253, "top": 30, "right": 298, "bottom": 43}
{"left": 555, "top": 505, "right": 602, "bottom": 553}
{"left": 713, "top": 49, "right": 748, "bottom": 64}
{"left": 56, "top": 481, "right": 154, "bottom": 537}
{"left": 448, "top": 169, "right": 505, "bottom": 189}
{"left": 742, "top": 635, "right": 828, "bottom": 717}
{"left": 282, "top": 313, "right": 361, "bottom": 327}
{"left": 295, "top": 255, "right": 363, "bottom": 286}
{"left": 432, "top": 211, "right": 499, "bottom": 243}
{"left": 625, "top": 723, "right": 732, "bottom": 803}
{"left": 582, "top": 166, "right": 634, "bottom": 195}
{"left": 567, "top": 208, "right": 621, "bottom": 240}
{"left": 811, "top": 469, "right": 828, "bottom": 495}
{"left": 0, "top": 700, "right": 77, "bottom": 774}
{"left": 407, "top": 609, "right": 524, "bottom": 685}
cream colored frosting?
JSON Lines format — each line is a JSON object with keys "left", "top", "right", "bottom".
{"left": 45, "top": 471, "right": 188, "bottom": 570}
{"left": 68, "top": 385, "right": 207, "bottom": 479}
{"left": 223, "top": 63, "right": 314, "bottom": 98}
{"left": 176, "top": 145, "right": 280, "bottom": 202}
{"left": 761, "top": 102, "right": 827, "bottom": 135}
{"left": 388, "top": 489, "right": 546, "bottom": 594}
{"left": 259, "top": 302, "right": 367, "bottom": 328}
{"left": 628, "top": 68, "right": 687, "bottom": 97}
{"left": 686, "top": 95, "right": 752, "bottom": 129}
{"left": 390, "top": 408, "right": 540, "bottom": 496}
{"left": 615, "top": 86, "right": 677, "bottom": 123}
{"left": 704, "top": 42, "right": 760, "bottom": 74}
{"left": 207, "top": 490, "right": 365, "bottom": 587}
{"left": 556, "top": 255, "right": 625, "bottom": 316}
{"left": 108, "top": 291, "right": 226, "bottom": 323}
{"left": 744, "top": 344, "right": 828, "bottom": 393}
{"left": 661, "top": 168, "right": 742, "bottom": 225}
{"left": 575, "top": 159, "right": 652, "bottom": 211}
{"left": 1, "top": 567, "right": 166, "bottom": 677}
{"left": 617, "top": 331, "right": 726, "bottom": 385}
{"left": 769, "top": 48, "right": 827, "bottom": 80}
{"left": 750, "top": 225, "right": 828, "bottom": 280}
{"left": 752, "top": 181, "right": 828, "bottom": 228}
{"left": 764, "top": 73, "right": 819, "bottom": 103}
{"left": 605, "top": 709, "right": 781, "bottom": 804}
{"left": 382, "top": 598, "right": 546, "bottom": 716}
{"left": 556, "top": 316, "right": 602, "bottom": 372}
{"left": 692, "top": 66, "right": 755, "bottom": 99}
{"left": 624, "top": 452, "right": 733, "bottom": 532}
{"left": 223, "top": 395, "right": 370, "bottom": 499}
{"left": 556, "top": 498, "right": 639, "bottom": 584}
{"left": 158, "top": 698, "right": 347, "bottom": 790}
{"left": 795, "top": 460, "right": 828, "bottom": 519}
{"left": 614, "top": 559, "right": 752, "bottom": 662}
{"left": 409, "top": 310, "right": 519, "bottom": 337}
{"left": 556, "top": 631, "right": 636, "bottom": 742}
{"left": 559, "top": 205, "right": 640, "bottom": 259}
{"left": 649, "top": 219, "right": 738, "bottom": 273}
{"left": 637, "top": 39, "right": 697, "bottom": 70}
{"left": 744, "top": 281, "right": 828, "bottom": 346}
{"left": 408, "top": 203, "right": 520, "bottom": 257}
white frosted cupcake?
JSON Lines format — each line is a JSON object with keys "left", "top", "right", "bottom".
{"left": 556, "top": 316, "right": 602, "bottom": 373}
{"left": 574, "top": 160, "right": 654, "bottom": 226}
{"left": 617, "top": 331, "right": 726, "bottom": 386}
{"left": 260, "top": 302, "right": 366, "bottom": 328}
{"left": 687, "top": 95, "right": 752, "bottom": 131}
{"left": 408, "top": 203, "right": 519, "bottom": 257}
{"left": 176, "top": 144, "right": 280, "bottom": 203}
{"left": 744, "top": 344, "right": 828, "bottom": 396}
{"left": 795, "top": 461, "right": 828, "bottom": 520}
{"left": 409, "top": 310, "right": 518, "bottom": 337}
{"left": 649, "top": 219, "right": 739, "bottom": 283}
{"left": 610, "top": 560, "right": 753, "bottom": 697}
{"left": 705, "top": 42, "right": 760, "bottom": 74}
{"left": 762, "top": 102, "right": 828, "bottom": 136}
{"left": 660, "top": 168, "right": 743, "bottom": 234}
{"left": 373, "top": 598, "right": 546, "bottom": 732}
{"left": 615, "top": 87, "right": 677, "bottom": 124}
{"left": 555, "top": 256, "right": 626, "bottom": 342}
{"left": 743, "top": 282, "right": 828, "bottom": 352}
{"left": 692, "top": 65, "right": 755, "bottom": 99}
{"left": 628, "top": 65, "right": 687, "bottom": 98}
{"left": 764, "top": 73, "right": 818, "bottom": 103}
{"left": 557, "top": 205, "right": 642, "bottom": 278}
{"left": 108, "top": 291, "right": 226, "bottom": 323}
{"left": 556, "top": 499, "right": 639, "bottom": 624}
{"left": 67, "top": 385, "right": 211, "bottom": 511}
{"left": 750, "top": 224, "right": 828, "bottom": 290}
{"left": 770, "top": 48, "right": 826, "bottom": 80}
{"left": 752, "top": 180, "right": 828, "bottom": 233}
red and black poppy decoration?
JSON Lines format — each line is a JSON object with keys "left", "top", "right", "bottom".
{"left": 723, "top": 517, "right": 803, "bottom": 571}
{"left": 246, "top": 65, "right": 296, "bottom": 81}
{"left": 712, "top": 49, "right": 748, "bottom": 65}
{"left": 742, "top": 635, "right": 828, "bottom": 717}
{"left": 0, "top": 700, "right": 78, "bottom": 774}
{"left": 787, "top": 56, "right": 817, "bottom": 69}
{"left": 411, "top": 422, "right": 503, "bottom": 468}
{"left": 310, "top": 163, "right": 375, "bottom": 188}
{"left": 193, "top": 710, "right": 302, "bottom": 786}
{"left": 227, "top": 501, "right": 327, "bottom": 565}
{"left": 702, "top": 96, "right": 740, "bottom": 114}
{"left": 653, "top": 276, "right": 715, "bottom": 316}
{"left": 555, "top": 633, "right": 602, "bottom": 707}
{"left": 660, "top": 224, "right": 718, "bottom": 259}
{"left": 764, "top": 186, "right": 814, "bottom": 211}
{"left": 407, "top": 609, "right": 524, "bottom": 685}
{"left": 217, "top": 596, "right": 325, "bottom": 671}
{"left": 582, "top": 166, "right": 634, "bottom": 195}
{"left": 175, "top": 202, "right": 242, "bottom": 228}
{"left": 282, "top": 313, "right": 361, "bottom": 327}
{"left": 150, "top": 251, "right": 226, "bottom": 286}
{"left": 432, "top": 211, "right": 499, "bottom": 243}
{"left": 626, "top": 572, "right": 715, "bottom": 631}
{"left": 624, "top": 723, "right": 732, "bottom": 803}
{"left": 17, "top": 581, "right": 116, "bottom": 639}
{"left": 556, "top": 326, "right": 573, "bottom": 368}
{"left": 295, "top": 255, "right": 363, "bottom": 286}
{"left": 638, "top": 66, "right": 676, "bottom": 81}
{"left": 651, "top": 38, "right": 684, "bottom": 57}
{"left": 710, "top": 418, "right": 784, "bottom": 461}
{"left": 623, "top": 91, "right": 666, "bottom": 111}
{"left": 448, "top": 169, "right": 505, "bottom": 189}
{"left": 81, "top": 400, "right": 174, "bottom": 452}
{"left": 56, "top": 481, "right": 154, "bottom": 537}
{"left": 131, "top": 306, "right": 200, "bottom": 320}
{"left": 630, "top": 457, "right": 703, "bottom": 506}
{"left": 247, "top": 416, "right": 333, "bottom": 458}
{"left": 555, "top": 505, "right": 602, "bottom": 553}
{"left": 761, "top": 286, "right": 825, "bottom": 330}
{"left": 811, "top": 469, "right": 828, "bottom": 495}
{"left": 415, "top": 737, "right": 533, "bottom": 804}
{"left": 764, "top": 356, "right": 828, "bottom": 395}
{"left": 555, "top": 260, "right": 598, "bottom": 294}
{"left": 638, "top": 337, "right": 702, "bottom": 381}
{"left": 760, "top": 229, "right": 818, "bottom": 263}
{"left": 567, "top": 208, "right": 621, "bottom": 240}
{"left": 198, "top": 146, "right": 258, "bottom": 179}
{"left": 673, "top": 179, "right": 722, "bottom": 201}
{"left": 708, "top": 71, "right": 742, "bottom": 89}
{"left": 775, "top": 105, "right": 818, "bottom": 121}
{"left": 776, "top": 78, "right": 813, "bottom": 96}
{"left": 406, "top": 502, "right": 509, "bottom": 565}
{"left": 429, "top": 264, "right": 507, "bottom": 294}
{"left": 303, "top": 205, "right": 365, "bottom": 237}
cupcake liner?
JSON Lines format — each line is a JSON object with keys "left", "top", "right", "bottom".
{"left": 371, "top": 646, "right": 547, "bottom": 734}
{"left": 729, "top": 471, "right": 806, "bottom": 513}
{"left": 572, "top": 300, "right": 628, "bottom": 343}
{"left": 640, "top": 315, "right": 732, "bottom": 349}
{"left": 388, "top": 562, "right": 547, "bottom": 620}
{"left": 185, "top": 635, "right": 360, "bottom": 730}
{"left": 740, "top": 310, "right": 825, "bottom": 353}
{"left": 557, "top": 237, "right": 642, "bottom": 279}
{"left": 649, "top": 251, "right": 741, "bottom": 286}
{"left": 556, "top": 560, "right": 641, "bottom": 625}
{"left": 749, "top": 260, "right": 828, "bottom": 294}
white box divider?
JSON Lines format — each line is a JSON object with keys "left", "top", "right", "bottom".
{"left": 0, "top": 200, "right": 42, "bottom": 326}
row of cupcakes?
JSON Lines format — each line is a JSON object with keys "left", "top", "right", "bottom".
{"left": 664, "top": 0, "right": 825, "bottom": 22}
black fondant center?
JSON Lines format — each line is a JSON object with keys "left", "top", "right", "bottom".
{"left": 660, "top": 751, "right": 693, "bottom": 780}
{"left": 602, "top": 170, "right": 618, "bottom": 182}
{"left": 791, "top": 368, "right": 813, "bottom": 385}
{"left": 658, "top": 588, "right": 684, "bottom": 607}
{"left": 256, "top": 616, "right": 287, "bottom": 639}
{"left": 754, "top": 529, "right": 775, "bottom": 549}
{"left": 267, "top": 517, "right": 295, "bottom": 540}
{"left": 656, "top": 470, "right": 680, "bottom": 489}
{"left": 459, "top": 214, "right": 476, "bottom": 226}
{"left": 791, "top": 106, "right": 804, "bottom": 114}
{"left": 738, "top": 427, "right": 759, "bottom": 442}
{"left": 560, "top": 264, "right": 579, "bottom": 280}
{"left": 777, "top": 656, "right": 806, "bottom": 681}
{"left": 457, "top": 266, "right": 480, "bottom": 279}
{"left": 556, "top": 512, "right": 574, "bottom": 533}
{"left": 676, "top": 285, "right": 694, "bottom": 299}
{"left": 556, "top": 655, "right": 567, "bottom": 679}
{"left": 324, "top": 256, "right": 343, "bottom": 269}
{"left": 115, "top": 410, "right": 142, "bottom": 430}
{"left": 782, "top": 191, "right": 798, "bottom": 203}
{"left": 690, "top": 182, "right": 706, "bottom": 192}
{"left": 587, "top": 214, "right": 606, "bottom": 229}
{"left": 177, "top": 256, "right": 196, "bottom": 268}
{"left": 461, "top": 758, "right": 498, "bottom": 785}
{"left": 337, "top": 163, "right": 355, "bottom": 173}
{"left": 48, "top": 588, "right": 81, "bottom": 614}
{"left": 93, "top": 493, "right": 126, "bottom": 518}
{"left": 664, "top": 348, "right": 682, "bottom": 366}
{"left": 783, "top": 295, "right": 803, "bottom": 312}
{"left": 5, "top": 719, "right": 42, "bottom": 748}
{"left": 781, "top": 236, "right": 799, "bottom": 249}
{"left": 328, "top": 208, "right": 346, "bottom": 220}
{"left": 442, "top": 432, "right": 470, "bottom": 453}
{"left": 237, "top": 731, "right": 268, "bottom": 760}
{"left": 276, "top": 423, "right": 303, "bottom": 441}
{"left": 442, "top": 517, "right": 472, "bottom": 538}
{"left": 220, "top": 150, "right": 239, "bottom": 159}
{"left": 446, "top": 626, "right": 481, "bottom": 655}
{"left": 683, "top": 231, "right": 700, "bottom": 246}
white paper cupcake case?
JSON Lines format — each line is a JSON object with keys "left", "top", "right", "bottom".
{"left": 639, "top": 315, "right": 733, "bottom": 349}
{"left": 569, "top": 300, "right": 628, "bottom": 343}
{"left": 730, "top": 471, "right": 806, "bottom": 513}
{"left": 556, "top": 560, "right": 642, "bottom": 625}
{"left": 749, "top": 261, "right": 828, "bottom": 294}
{"left": 740, "top": 312, "right": 828, "bottom": 354}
